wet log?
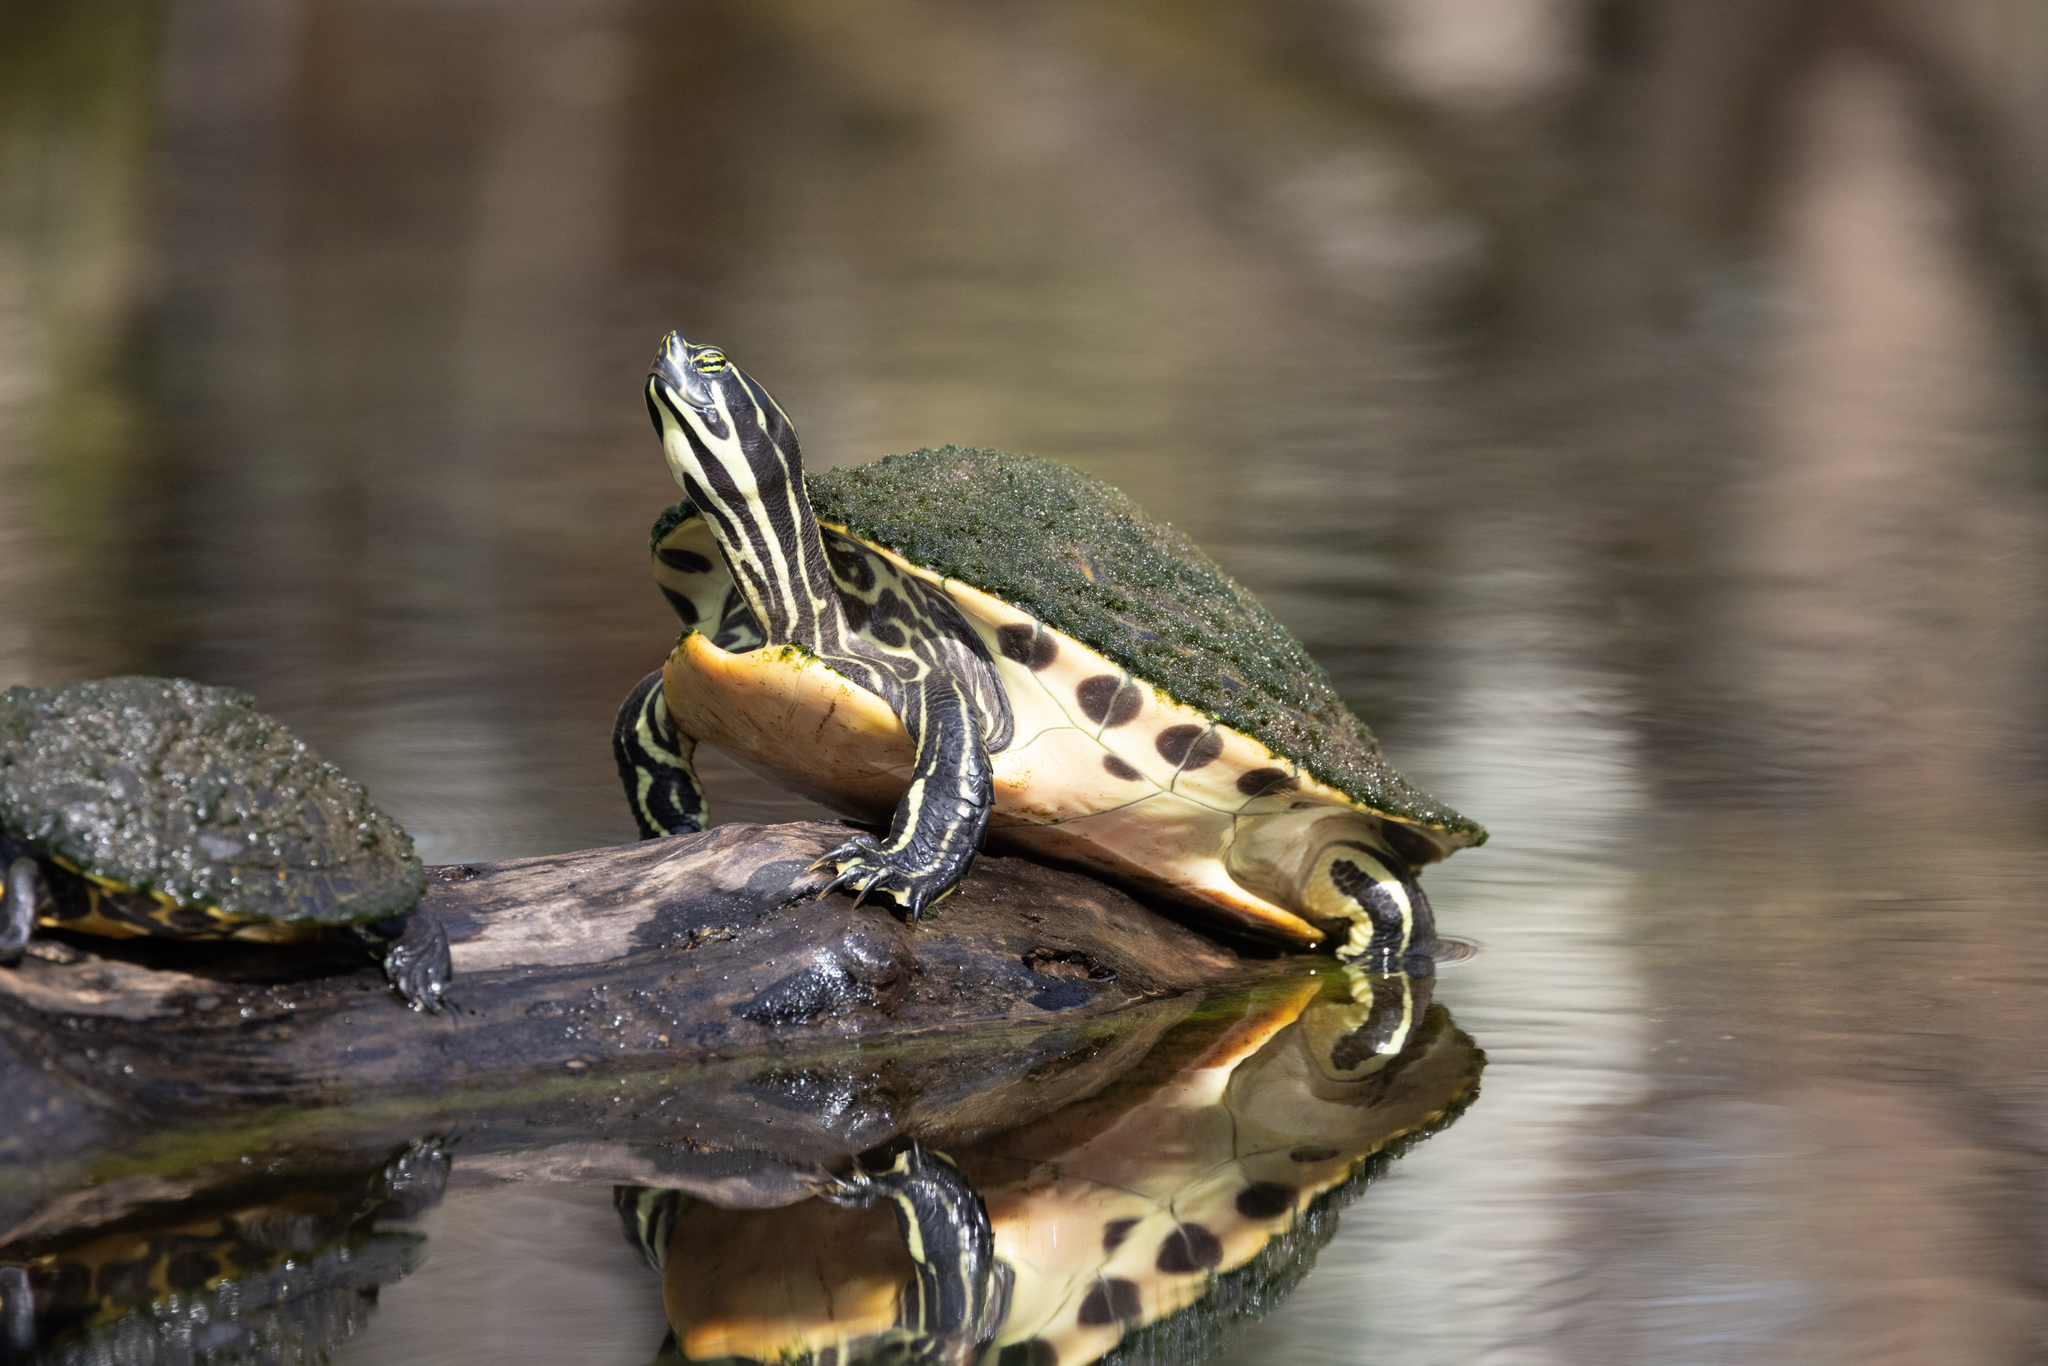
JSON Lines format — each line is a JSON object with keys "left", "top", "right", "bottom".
{"left": 0, "top": 822, "right": 1264, "bottom": 1230}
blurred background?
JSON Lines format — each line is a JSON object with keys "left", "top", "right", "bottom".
{"left": 4, "top": 0, "right": 2048, "bottom": 1361}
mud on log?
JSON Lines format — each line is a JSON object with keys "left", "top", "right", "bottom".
{"left": 0, "top": 822, "right": 1263, "bottom": 1231}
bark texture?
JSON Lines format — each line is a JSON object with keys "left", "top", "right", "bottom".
{"left": 0, "top": 822, "right": 1257, "bottom": 1234}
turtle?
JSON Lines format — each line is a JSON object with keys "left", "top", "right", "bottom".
{"left": 615, "top": 966, "right": 1481, "bottom": 1366}
{"left": 0, "top": 1139, "right": 446, "bottom": 1362}
{"left": 0, "top": 676, "right": 451, "bottom": 1012}
{"left": 614, "top": 331, "right": 1484, "bottom": 972}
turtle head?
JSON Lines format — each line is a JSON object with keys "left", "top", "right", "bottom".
{"left": 645, "top": 330, "right": 802, "bottom": 503}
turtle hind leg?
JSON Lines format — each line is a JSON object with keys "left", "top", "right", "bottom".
{"left": 1226, "top": 811, "right": 1438, "bottom": 972}
{"left": 1319, "top": 848, "right": 1436, "bottom": 974}
{"left": 0, "top": 857, "right": 44, "bottom": 966}
{"left": 361, "top": 910, "right": 452, "bottom": 1013}
{"left": 613, "top": 668, "right": 707, "bottom": 839}
{"left": 813, "top": 677, "right": 991, "bottom": 920}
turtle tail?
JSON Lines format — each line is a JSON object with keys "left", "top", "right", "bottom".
{"left": 614, "top": 669, "right": 707, "bottom": 839}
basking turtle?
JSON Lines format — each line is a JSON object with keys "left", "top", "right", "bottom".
{"left": 0, "top": 676, "right": 450, "bottom": 1011}
{"left": 615, "top": 331, "right": 1483, "bottom": 970}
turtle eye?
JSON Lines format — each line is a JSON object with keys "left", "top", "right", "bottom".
{"left": 692, "top": 349, "right": 728, "bottom": 375}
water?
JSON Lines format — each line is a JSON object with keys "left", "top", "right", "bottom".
{"left": 5, "top": 0, "right": 2048, "bottom": 1361}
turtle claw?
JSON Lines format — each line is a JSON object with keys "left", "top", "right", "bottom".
{"left": 378, "top": 910, "right": 453, "bottom": 1014}
{"left": 811, "top": 836, "right": 950, "bottom": 922}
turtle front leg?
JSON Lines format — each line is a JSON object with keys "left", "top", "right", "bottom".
{"left": 359, "top": 910, "right": 452, "bottom": 1013}
{"left": 1226, "top": 810, "right": 1438, "bottom": 972}
{"left": 814, "top": 677, "right": 991, "bottom": 919}
{"left": 0, "top": 856, "right": 47, "bottom": 966}
{"left": 814, "top": 1143, "right": 1012, "bottom": 1356}
{"left": 613, "top": 668, "right": 708, "bottom": 839}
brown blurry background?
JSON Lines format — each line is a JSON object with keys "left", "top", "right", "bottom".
{"left": 4, "top": 1, "right": 2048, "bottom": 1362}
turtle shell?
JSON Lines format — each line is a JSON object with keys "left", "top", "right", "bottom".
{"left": 804, "top": 447, "right": 1483, "bottom": 848}
{"left": 0, "top": 677, "right": 425, "bottom": 927}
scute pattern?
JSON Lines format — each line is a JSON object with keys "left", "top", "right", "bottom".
{"left": 0, "top": 677, "right": 424, "bottom": 926}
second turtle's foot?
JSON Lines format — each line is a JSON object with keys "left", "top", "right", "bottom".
{"left": 0, "top": 858, "right": 43, "bottom": 967}
{"left": 810, "top": 835, "right": 963, "bottom": 921}
{"left": 372, "top": 910, "right": 453, "bottom": 1013}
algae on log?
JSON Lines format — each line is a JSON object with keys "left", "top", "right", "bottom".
{"left": 0, "top": 822, "right": 1256, "bottom": 1234}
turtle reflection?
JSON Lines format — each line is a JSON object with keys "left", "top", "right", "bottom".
{"left": 620, "top": 969, "right": 1482, "bottom": 1365}
{"left": 0, "top": 1140, "right": 448, "bottom": 1365}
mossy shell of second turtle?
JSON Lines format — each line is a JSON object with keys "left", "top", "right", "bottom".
{"left": 0, "top": 676, "right": 426, "bottom": 926}
{"left": 805, "top": 446, "right": 1484, "bottom": 846}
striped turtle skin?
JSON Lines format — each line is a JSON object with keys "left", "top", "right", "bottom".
{"left": 617, "top": 332, "right": 1483, "bottom": 970}
{"left": 0, "top": 677, "right": 449, "bottom": 1012}
{"left": 616, "top": 968, "right": 1481, "bottom": 1366}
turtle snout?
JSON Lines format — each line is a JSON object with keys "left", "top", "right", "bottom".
{"left": 648, "top": 331, "right": 694, "bottom": 397}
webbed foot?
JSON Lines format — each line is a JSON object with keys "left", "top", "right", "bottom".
{"left": 0, "top": 858, "right": 43, "bottom": 967}
{"left": 810, "top": 833, "right": 965, "bottom": 921}
{"left": 372, "top": 910, "right": 452, "bottom": 1013}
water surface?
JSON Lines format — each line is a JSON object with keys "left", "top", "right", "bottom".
{"left": 4, "top": 0, "right": 2047, "bottom": 1361}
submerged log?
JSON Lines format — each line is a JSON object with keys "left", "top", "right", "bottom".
{"left": 0, "top": 822, "right": 1268, "bottom": 1231}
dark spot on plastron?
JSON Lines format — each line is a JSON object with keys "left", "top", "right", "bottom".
{"left": 1156, "top": 725, "right": 1223, "bottom": 771}
{"left": 1103, "top": 1218, "right": 1137, "bottom": 1251}
{"left": 1156, "top": 1223, "right": 1222, "bottom": 1273}
{"left": 1290, "top": 1145, "right": 1339, "bottom": 1163}
{"left": 998, "top": 1341, "right": 1059, "bottom": 1366}
{"left": 1076, "top": 675, "right": 1116, "bottom": 724}
{"left": 1077, "top": 1277, "right": 1142, "bottom": 1325}
{"left": 1236, "top": 767, "right": 1296, "bottom": 798}
{"left": 1236, "top": 1182, "right": 1298, "bottom": 1219}
{"left": 996, "top": 623, "right": 1036, "bottom": 664}
{"left": 1102, "top": 754, "right": 1141, "bottom": 781}
{"left": 1076, "top": 675, "right": 1140, "bottom": 727}
{"left": 657, "top": 547, "right": 714, "bottom": 573}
